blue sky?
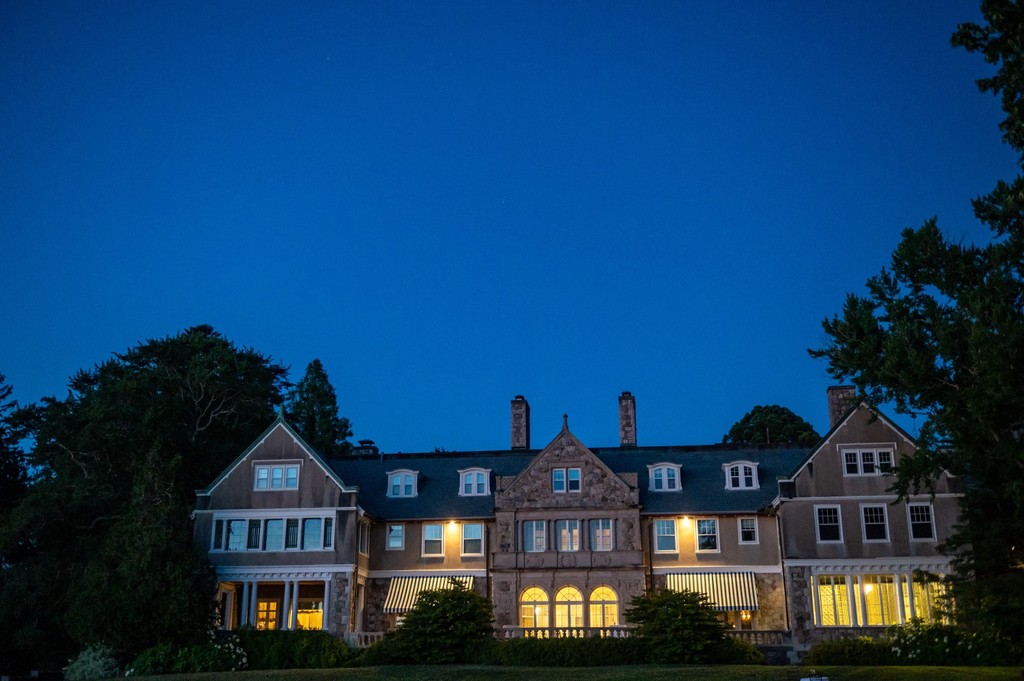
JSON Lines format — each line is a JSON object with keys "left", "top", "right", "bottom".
{"left": 0, "top": 1, "right": 1016, "bottom": 452}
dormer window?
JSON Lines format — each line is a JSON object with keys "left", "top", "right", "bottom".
{"left": 724, "top": 461, "right": 759, "bottom": 490}
{"left": 459, "top": 468, "right": 490, "bottom": 496}
{"left": 387, "top": 469, "right": 418, "bottom": 497}
{"left": 552, "top": 467, "right": 581, "bottom": 493}
{"left": 648, "top": 463, "right": 681, "bottom": 491}
{"left": 254, "top": 462, "right": 300, "bottom": 490}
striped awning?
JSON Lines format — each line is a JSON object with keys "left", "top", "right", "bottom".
{"left": 382, "top": 575, "right": 475, "bottom": 614}
{"left": 666, "top": 571, "right": 759, "bottom": 611}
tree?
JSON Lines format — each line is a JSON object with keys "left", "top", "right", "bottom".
{"left": 810, "top": 1, "right": 1024, "bottom": 651}
{"left": 0, "top": 373, "right": 27, "bottom": 526}
{"left": 624, "top": 589, "right": 726, "bottom": 663}
{"left": 723, "top": 404, "right": 820, "bottom": 444}
{"left": 286, "top": 359, "right": 353, "bottom": 457}
{"left": 0, "top": 326, "right": 287, "bottom": 670}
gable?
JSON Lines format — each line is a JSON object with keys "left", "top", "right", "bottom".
{"left": 495, "top": 425, "right": 638, "bottom": 510}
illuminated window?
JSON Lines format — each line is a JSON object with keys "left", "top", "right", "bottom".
{"left": 387, "top": 469, "right": 418, "bottom": 497}
{"left": 861, "top": 575, "right": 898, "bottom": 625}
{"left": 255, "top": 599, "right": 278, "bottom": 630}
{"left": 648, "top": 463, "right": 680, "bottom": 491}
{"left": 296, "top": 599, "right": 323, "bottom": 630}
{"left": 254, "top": 463, "right": 299, "bottom": 490}
{"left": 588, "top": 586, "right": 619, "bottom": 628}
{"left": 523, "top": 520, "right": 546, "bottom": 552}
{"left": 555, "top": 586, "right": 584, "bottom": 629}
{"left": 815, "top": 575, "right": 851, "bottom": 626}
{"left": 738, "top": 517, "right": 758, "bottom": 544}
{"left": 459, "top": 468, "right": 490, "bottom": 496}
{"left": 520, "top": 586, "right": 550, "bottom": 630}
{"left": 462, "top": 523, "right": 484, "bottom": 555}
{"left": 724, "top": 461, "right": 759, "bottom": 489}
{"left": 696, "top": 518, "right": 719, "bottom": 552}
{"left": 654, "top": 519, "right": 676, "bottom": 552}
{"left": 556, "top": 520, "right": 580, "bottom": 551}
{"left": 422, "top": 523, "right": 444, "bottom": 556}
{"left": 815, "top": 505, "right": 843, "bottom": 543}
{"left": 591, "top": 519, "right": 613, "bottom": 551}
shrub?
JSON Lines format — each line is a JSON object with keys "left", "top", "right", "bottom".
{"left": 64, "top": 646, "right": 119, "bottom": 681}
{"left": 128, "top": 632, "right": 247, "bottom": 675}
{"left": 888, "top": 619, "right": 1019, "bottom": 666}
{"left": 624, "top": 588, "right": 727, "bottom": 663}
{"left": 804, "top": 636, "right": 894, "bottom": 666}
{"left": 234, "top": 628, "right": 351, "bottom": 669}
{"left": 708, "top": 635, "right": 767, "bottom": 664}
{"left": 474, "top": 635, "right": 647, "bottom": 666}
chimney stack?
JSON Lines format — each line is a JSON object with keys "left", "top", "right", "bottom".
{"left": 827, "top": 386, "right": 857, "bottom": 428}
{"left": 618, "top": 391, "right": 637, "bottom": 447}
{"left": 511, "top": 395, "right": 530, "bottom": 449}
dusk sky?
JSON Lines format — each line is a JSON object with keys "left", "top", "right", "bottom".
{"left": 1, "top": 1, "right": 1016, "bottom": 453}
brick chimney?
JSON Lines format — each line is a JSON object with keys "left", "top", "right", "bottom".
{"left": 511, "top": 395, "right": 530, "bottom": 449}
{"left": 618, "top": 391, "right": 637, "bottom": 447}
{"left": 827, "top": 386, "right": 857, "bottom": 428}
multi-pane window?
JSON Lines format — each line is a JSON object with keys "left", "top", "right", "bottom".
{"left": 650, "top": 464, "right": 680, "bottom": 491}
{"left": 554, "top": 586, "right": 584, "bottom": 628}
{"left": 696, "top": 518, "right": 719, "bottom": 552}
{"left": 816, "top": 506, "right": 842, "bottom": 542}
{"left": 908, "top": 503, "right": 936, "bottom": 540}
{"left": 459, "top": 469, "right": 489, "bottom": 496}
{"left": 552, "top": 467, "right": 581, "bottom": 493}
{"left": 588, "top": 586, "right": 619, "bottom": 627}
{"left": 556, "top": 520, "right": 580, "bottom": 551}
{"left": 567, "top": 468, "right": 581, "bottom": 492}
{"left": 816, "top": 575, "right": 852, "bottom": 626}
{"left": 654, "top": 519, "right": 677, "bottom": 552}
{"left": 301, "top": 518, "right": 322, "bottom": 550}
{"left": 462, "top": 523, "right": 484, "bottom": 555}
{"left": 247, "top": 519, "right": 262, "bottom": 550}
{"left": 591, "top": 519, "right": 613, "bottom": 551}
{"left": 254, "top": 463, "right": 300, "bottom": 490}
{"left": 552, "top": 468, "right": 566, "bottom": 493}
{"left": 862, "top": 505, "right": 888, "bottom": 541}
{"left": 738, "top": 517, "right": 758, "bottom": 544}
{"left": 387, "top": 523, "right": 405, "bottom": 550}
{"left": 212, "top": 516, "right": 335, "bottom": 552}
{"left": 843, "top": 448, "right": 894, "bottom": 476}
{"left": 724, "top": 462, "right": 758, "bottom": 489}
{"left": 422, "top": 523, "right": 444, "bottom": 556}
{"left": 519, "top": 587, "right": 549, "bottom": 629}
{"left": 285, "top": 518, "right": 299, "bottom": 549}
{"left": 226, "top": 519, "right": 246, "bottom": 551}
{"left": 862, "top": 575, "right": 899, "bottom": 625}
{"left": 523, "top": 520, "right": 546, "bottom": 552}
{"left": 388, "top": 470, "right": 417, "bottom": 497}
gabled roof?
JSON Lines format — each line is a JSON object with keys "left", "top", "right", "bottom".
{"left": 196, "top": 413, "right": 357, "bottom": 496}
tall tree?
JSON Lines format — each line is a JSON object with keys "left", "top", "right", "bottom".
{"left": 723, "top": 404, "right": 820, "bottom": 444}
{"left": 287, "top": 358, "right": 353, "bottom": 457}
{"left": 0, "top": 326, "right": 287, "bottom": 671}
{"left": 0, "top": 373, "right": 27, "bottom": 523}
{"left": 811, "top": 0, "right": 1024, "bottom": 650}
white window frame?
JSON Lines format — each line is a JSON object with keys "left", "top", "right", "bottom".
{"left": 301, "top": 517, "right": 323, "bottom": 550}
{"left": 738, "top": 517, "right": 759, "bottom": 545}
{"left": 591, "top": 518, "right": 613, "bottom": 551}
{"left": 458, "top": 468, "right": 490, "bottom": 496}
{"left": 723, "top": 461, "right": 759, "bottom": 490}
{"left": 386, "top": 523, "right": 405, "bottom": 551}
{"left": 907, "top": 503, "right": 937, "bottom": 541}
{"left": 212, "top": 513, "right": 335, "bottom": 553}
{"left": 860, "top": 504, "right": 890, "bottom": 543}
{"left": 695, "top": 517, "right": 720, "bottom": 553}
{"left": 357, "top": 522, "right": 368, "bottom": 555}
{"left": 461, "top": 522, "right": 484, "bottom": 556}
{"left": 841, "top": 446, "right": 895, "bottom": 476}
{"left": 552, "top": 468, "right": 566, "bottom": 493}
{"left": 253, "top": 461, "right": 301, "bottom": 491}
{"left": 648, "top": 463, "right": 681, "bottom": 491}
{"left": 815, "top": 504, "right": 844, "bottom": 543}
{"left": 422, "top": 523, "right": 444, "bottom": 556}
{"left": 567, "top": 467, "right": 581, "bottom": 492}
{"left": 654, "top": 518, "right": 677, "bottom": 553}
{"left": 387, "top": 469, "right": 418, "bottom": 498}
{"left": 556, "top": 519, "right": 580, "bottom": 552}
{"left": 523, "top": 520, "right": 546, "bottom": 552}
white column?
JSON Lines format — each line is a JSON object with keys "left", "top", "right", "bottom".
{"left": 894, "top": 574, "right": 906, "bottom": 624}
{"left": 811, "top": 575, "right": 822, "bottom": 626}
{"left": 240, "top": 582, "right": 251, "bottom": 627}
{"left": 290, "top": 581, "right": 300, "bottom": 629}
{"left": 282, "top": 580, "right": 292, "bottom": 630}
{"left": 857, "top": 576, "right": 868, "bottom": 627}
{"left": 845, "top": 574, "right": 857, "bottom": 626}
{"left": 322, "top": 578, "right": 331, "bottom": 632}
{"left": 249, "top": 581, "right": 259, "bottom": 627}
{"left": 905, "top": 572, "right": 917, "bottom": 620}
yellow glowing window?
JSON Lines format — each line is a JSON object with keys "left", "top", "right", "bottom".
{"left": 815, "top": 575, "right": 851, "bottom": 626}
{"left": 555, "top": 586, "right": 584, "bottom": 629}
{"left": 296, "top": 599, "right": 323, "bottom": 630}
{"left": 588, "top": 586, "right": 618, "bottom": 628}
{"left": 255, "top": 599, "right": 278, "bottom": 630}
{"left": 861, "top": 575, "right": 898, "bottom": 626}
{"left": 520, "top": 586, "right": 549, "bottom": 629}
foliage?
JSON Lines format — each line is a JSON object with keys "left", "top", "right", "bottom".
{"left": 888, "top": 619, "right": 1019, "bottom": 666}
{"left": 128, "top": 632, "right": 247, "bottom": 675}
{"left": 0, "top": 325, "right": 287, "bottom": 669}
{"left": 0, "top": 372, "right": 27, "bottom": 527}
{"left": 234, "top": 628, "right": 352, "bottom": 669}
{"left": 474, "top": 636, "right": 647, "bottom": 666}
{"left": 63, "top": 645, "right": 119, "bottom": 681}
{"left": 803, "top": 636, "right": 895, "bottom": 666}
{"left": 623, "top": 589, "right": 727, "bottom": 663}
{"left": 723, "top": 404, "right": 820, "bottom": 444}
{"left": 287, "top": 358, "right": 353, "bottom": 457}
{"left": 809, "top": 2, "right": 1024, "bottom": 650}
{"left": 361, "top": 580, "right": 493, "bottom": 664}
{"left": 707, "top": 636, "right": 767, "bottom": 664}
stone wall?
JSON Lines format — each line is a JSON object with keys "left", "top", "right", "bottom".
{"left": 755, "top": 572, "right": 787, "bottom": 630}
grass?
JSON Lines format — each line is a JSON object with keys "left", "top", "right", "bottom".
{"left": 126, "top": 664, "right": 1024, "bottom": 681}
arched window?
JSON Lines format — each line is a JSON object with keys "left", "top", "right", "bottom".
{"left": 588, "top": 586, "right": 619, "bottom": 628}
{"left": 554, "top": 586, "right": 584, "bottom": 630}
{"left": 519, "top": 587, "right": 549, "bottom": 631}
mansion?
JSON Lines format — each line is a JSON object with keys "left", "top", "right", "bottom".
{"left": 194, "top": 387, "right": 961, "bottom": 649}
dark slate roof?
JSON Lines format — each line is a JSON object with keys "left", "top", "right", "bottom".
{"left": 327, "top": 441, "right": 809, "bottom": 520}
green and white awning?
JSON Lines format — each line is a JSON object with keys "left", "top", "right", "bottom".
{"left": 382, "top": 575, "right": 475, "bottom": 614}
{"left": 666, "top": 571, "right": 759, "bottom": 611}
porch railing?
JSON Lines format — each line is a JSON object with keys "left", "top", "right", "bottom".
{"left": 725, "top": 629, "right": 788, "bottom": 646}
{"left": 499, "top": 625, "right": 636, "bottom": 638}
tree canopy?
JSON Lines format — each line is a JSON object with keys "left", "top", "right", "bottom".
{"left": 624, "top": 588, "right": 726, "bottom": 663}
{"left": 287, "top": 358, "right": 353, "bottom": 457}
{"left": 810, "top": 0, "right": 1024, "bottom": 650}
{"left": 0, "top": 326, "right": 288, "bottom": 671}
{"left": 723, "top": 404, "right": 820, "bottom": 444}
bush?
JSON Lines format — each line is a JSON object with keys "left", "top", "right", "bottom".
{"left": 888, "top": 619, "right": 1019, "bottom": 666}
{"left": 804, "top": 636, "right": 894, "bottom": 666}
{"left": 128, "top": 632, "right": 247, "bottom": 674}
{"left": 234, "top": 628, "right": 351, "bottom": 669}
{"left": 64, "top": 646, "right": 119, "bottom": 681}
{"left": 708, "top": 635, "right": 767, "bottom": 664}
{"left": 474, "top": 636, "right": 647, "bottom": 666}
{"left": 624, "top": 588, "right": 726, "bottom": 663}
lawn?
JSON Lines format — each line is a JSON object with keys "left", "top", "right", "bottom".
{"left": 127, "top": 664, "right": 1024, "bottom": 681}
